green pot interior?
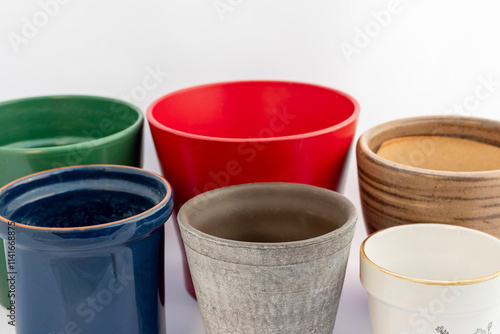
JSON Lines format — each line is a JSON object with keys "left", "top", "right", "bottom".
{"left": 0, "top": 96, "right": 140, "bottom": 149}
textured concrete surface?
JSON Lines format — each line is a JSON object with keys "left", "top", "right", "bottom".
{"left": 179, "top": 183, "right": 357, "bottom": 334}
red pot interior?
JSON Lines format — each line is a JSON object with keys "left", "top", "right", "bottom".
{"left": 149, "top": 81, "right": 358, "bottom": 140}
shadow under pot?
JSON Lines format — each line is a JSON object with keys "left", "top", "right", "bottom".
{"left": 0, "top": 165, "right": 173, "bottom": 334}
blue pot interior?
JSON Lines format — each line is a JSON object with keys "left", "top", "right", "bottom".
{"left": 10, "top": 189, "right": 156, "bottom": 228}
{"left": 0, "top": 166, "right": 168, "bottom": 229}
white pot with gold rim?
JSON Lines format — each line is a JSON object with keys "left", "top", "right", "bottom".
{"left": 360, "top": 224, "right": 500, "bottom": 334}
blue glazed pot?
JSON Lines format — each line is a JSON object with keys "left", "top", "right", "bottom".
{"left": 0, "top": 165, "right": 173, "bottom": 334}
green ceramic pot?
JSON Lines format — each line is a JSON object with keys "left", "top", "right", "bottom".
{"left": 0, "top": 95, "right": 143, "bottom": 307}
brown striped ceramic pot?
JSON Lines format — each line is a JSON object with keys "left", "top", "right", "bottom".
{"left": 356, "top": 116, "right": 500, "bottom": 238}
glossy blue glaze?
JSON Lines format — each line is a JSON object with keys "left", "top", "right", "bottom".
{"left": 0, "top": 165, "right": 173, "bottom": 334}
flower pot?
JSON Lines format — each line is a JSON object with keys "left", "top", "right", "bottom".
{"left": 360, "top": 224, "right": 500, "bottom": 333}
{"left": 0, "top": 95, "right": 143, "bottom": 307}
{"left": 178, "top": 182, "right": 357, "bottom": 334}
{"left": 0, "top": 165, "right": 172, "bottom": 334}
{"left": 357, "top": 116, "right": 500, "bottom": 237}
{"left": 147, "top": 80, "right": 360, "bottom": 297}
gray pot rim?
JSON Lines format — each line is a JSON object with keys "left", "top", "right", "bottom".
{"left": 178, "top": 182, "right": 358, "bottom": 250}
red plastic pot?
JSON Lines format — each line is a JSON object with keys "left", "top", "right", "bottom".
{"left": 147, "top": 80, "right": 360, "bottom": 297}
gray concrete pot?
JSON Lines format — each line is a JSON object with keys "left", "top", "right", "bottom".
{"left": 178, "top": 182, "right": 358, "bottom": 334}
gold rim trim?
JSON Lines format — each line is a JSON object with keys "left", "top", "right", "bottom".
{"left": 360, "top": 225, "right": 500, "bottom": 286}
{"left": 0, "top": 164, "right": 172, "bottom": 232}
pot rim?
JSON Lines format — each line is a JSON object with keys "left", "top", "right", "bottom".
{"left": 360, "top": 223, "right": 500, "bottom": 286}
{"left": 0, "top": 95, "right": 143, "bottom": 153}
{"left": 0, "top": 164, "right": 173, "bottom": 232}
{"left": 178, "top": 182, "right": 358, "bottom": 249}
{"left": 357, "top": 115, "right": 500, "bottom": 179}
{"left": 147, "top": 80, "right": 360, "bottom": 143}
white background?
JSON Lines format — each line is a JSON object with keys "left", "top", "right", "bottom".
{"left": 1, "top": 0, "right": 500, "bottom": 333}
